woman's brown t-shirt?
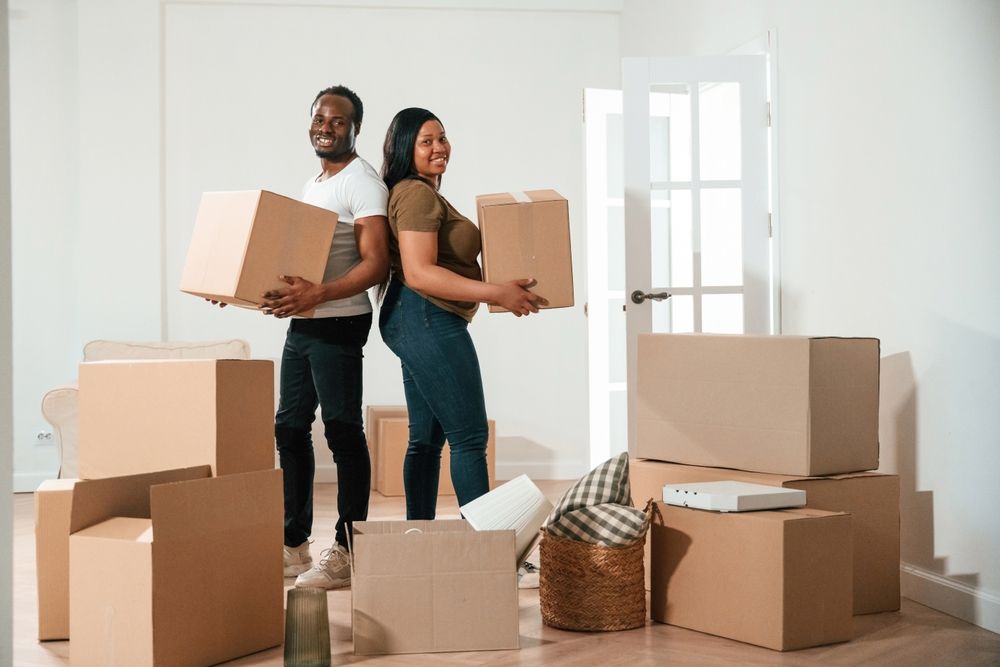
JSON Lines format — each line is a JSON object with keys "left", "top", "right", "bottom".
{"left": 387, "top": 178, "right": 482, "bottom": 321}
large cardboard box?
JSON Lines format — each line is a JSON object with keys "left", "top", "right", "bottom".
{"left": 365, "top": 405, "right": 408, "bottom": 487}
{"left": 650, "top": 502, "right": 853, "bottom": 651}
{"left": 631, "top": 459, "right": 899, "bottom": 614}
{"left": 375, "top": 417, "right": 497, "bottom": 496}
{"left": 69, "top": 466, "right": 283, "bottom": 667}
{"left": 34, "top": 478, "right": 78, "bottom": 641}
{"left": 476, "top": 190, "right": 574, "bottom": 313}
{"left": 180, "top": 189, "right": 337, "bottom": 315}
{"left": 79, "top": 359, "right": 274, "bottom": 479}
{"left": 352, "top": 520, "right": 519, "bottom": 655}
{"left": 637, "top": 333, "right": 880, "bottom": 476}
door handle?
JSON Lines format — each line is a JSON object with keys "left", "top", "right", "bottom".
{"left": 630, "top": 290, "right": 672, "bottom": 305}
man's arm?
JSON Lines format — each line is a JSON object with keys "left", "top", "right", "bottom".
{"left": 259, "top": 214, "right": 389, "bottom": 317}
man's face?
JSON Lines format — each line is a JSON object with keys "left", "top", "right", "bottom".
{"left": 309, "top": 94, "right": 357, "bottom": 160}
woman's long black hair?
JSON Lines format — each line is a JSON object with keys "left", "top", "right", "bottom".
{"left": 381, "top": 107, "right": 442, "bottom": 191}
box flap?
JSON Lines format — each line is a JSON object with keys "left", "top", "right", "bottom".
{"left": 149, "top": 468, "right": 281, "bottom": 541}
{"left": 150, "top": 468, "right": 284, "bottom": 665}
{"left": 353, "top": 519, "right": 471, "bottom": 536}
{"left": 73, "top": 516, "right": 154, "bottom": 542}
{"left": 37, "top": 478, "right": 79, "bottom": 493}
{"left": 69, "top": 466, "right": 211, "bottom": 534}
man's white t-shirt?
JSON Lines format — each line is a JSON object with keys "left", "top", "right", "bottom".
{"left": 300, "top": 156, "right": 388, "bottom": 318}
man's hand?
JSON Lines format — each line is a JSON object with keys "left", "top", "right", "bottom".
{"left": 204, "top": 298, "right": 228, "bottom": 308}
{"left": 259, "top": 275, "right": 325, "bottom": 318}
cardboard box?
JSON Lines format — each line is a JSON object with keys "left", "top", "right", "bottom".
{"left": 375, "top": 417, "right": 497, "bottom": 496}
{"left": 631, "top": 459, "right": 899, "bottom": 614}
{"left": 69, "top": 466, "right": 283, "bottom": 666}
{"left": 79, "top": 359, "right": 274, "bottom": 479}
{"left": 365, "top": 405, "right": 408, "bottom": 487}
{"left": 180, "top": 190, "right": 337, "bottom": 316}
{"left": 351, "top": 520, "right": 519, "bottom": 655}
{"left": 476, "top": 190, "right": 574, "bottom": 313}
{"left": 637, "top": 333, "right": 880, "bottom": 475}
{"left": 34, "top": 479, "right": 78, "bottom": 641}
{"left": 650, "top": 502, "right": 852, "bottom": 651}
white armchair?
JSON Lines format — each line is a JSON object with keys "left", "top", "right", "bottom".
{"left": 40, "top": 339, "right": 251, "bottom": 478}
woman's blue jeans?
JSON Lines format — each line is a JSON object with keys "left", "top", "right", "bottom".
{"left": 379, "top": 278, "right": 490, "bottom": 519}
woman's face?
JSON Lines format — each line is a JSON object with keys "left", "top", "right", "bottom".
{"left": 412, "top": 119, "right": 450, "bottom": 185}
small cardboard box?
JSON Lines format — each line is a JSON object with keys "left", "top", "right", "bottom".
{"left": 351, "top": 520, "right": 519, "bottom": 655}
{"left": 79, "top": 359, "right": 274, "bottom": 479}
{"left": 34, "top": 478, "right": 78, "bottom": 641}
{"left": 650, "top": 502, "right": 853, "bottom": 651}
{"left": 180, "top": 190, "right": 337, "bottom": 315}
{"left": 365, "top": 405, "right": 408, "bottom": 487}
{"left": 476, "top": 190, "right": 574, "bottom": 313}
{"left": 637, "top": 333, "right": 880, "bottom": 476}
{"left": 631, "top": 458, "right": 899, "bottom": 614}
{"left": 69, "top": 466, "right": 283, "bottom": 666}
{"left": 375, "top": 417, "right": 497, "bottom": 496}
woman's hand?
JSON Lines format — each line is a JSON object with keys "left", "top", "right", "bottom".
{"left": 495, "top": 278, "right": 548, "bottom": 316}
{"left": 204, "top": 298, "right": 228, "bottom": 308}
{"left": 259, "top": 275, "right": 325, "bottom": 318}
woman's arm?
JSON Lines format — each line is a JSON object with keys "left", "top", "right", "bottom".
{"left": 399, "top": 230, "right": 545, "bottom": 316}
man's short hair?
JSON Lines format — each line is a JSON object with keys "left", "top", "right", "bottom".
{"left": 311, "top": 85, "right": 363, "bottom": 128}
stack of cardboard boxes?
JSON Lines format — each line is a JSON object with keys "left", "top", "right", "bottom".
{"left": 365, "top": 405, "right": 497, "bottom": 496}
{"left": 631, "top": 333, "right": 899, "bottom": 651}
{"left": 35, "top": 359, "right": 284, "bottom": 665}
{"left": 34, "top": 190, "right": 336, "bottom": 664}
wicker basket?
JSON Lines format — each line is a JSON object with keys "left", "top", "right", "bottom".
{"left": 538, "top": 501, "right": 654, "bottom": 632}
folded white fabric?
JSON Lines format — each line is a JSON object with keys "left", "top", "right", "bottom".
{"left": 542, "top": 453, "right": 649, "bottom": 547}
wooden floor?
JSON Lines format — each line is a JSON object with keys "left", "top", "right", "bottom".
{"left": 13, "top": 481, "right": 1000, "bottom": 666}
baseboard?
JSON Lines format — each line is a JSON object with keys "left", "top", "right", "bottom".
{"left": 14, "top": 470, "right": 58, "bottom": 493}
{"left": 314, "top": 461, "right": 587, "bottom": 485}
{"left": 494, "top": 461, "right": 589, "bottom": 482}
{"left": 901, "top": 561, "right": 1000, "bottom": 634}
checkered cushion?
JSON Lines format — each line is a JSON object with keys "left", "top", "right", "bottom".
{"left": 545, "top": 502, "right": 649, "bottom": 547}
{"left": 543, "top": 453, "right": 649, "bottom": 547}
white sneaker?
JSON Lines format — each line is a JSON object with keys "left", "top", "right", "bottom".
{"left": 283, "top": 541, "right": 313, "bottom": 577}
{"left": 294, "top": 544, "right": 352, "bottom": 590}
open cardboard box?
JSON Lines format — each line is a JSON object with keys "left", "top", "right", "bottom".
{"left": 351, "top": 519, "right": 519, "bottom": 655}
{"left": 69, "top": 466, "right": 283, "bottom": 666}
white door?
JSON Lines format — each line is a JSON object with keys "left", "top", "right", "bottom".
{"left": 622, "top": 56, "right": 771, "bottom": 453}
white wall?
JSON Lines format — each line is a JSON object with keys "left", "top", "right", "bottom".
{"left": 622, "top": 0, "right": 1000, "bottom": 633}
{"left": 8, "top": 0, "right": 81, "bottom": 489}
{"left": 9, "top": 1, "right": 621, "bottom": 489}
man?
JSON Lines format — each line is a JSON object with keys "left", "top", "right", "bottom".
{"left": 261, "top": 85, "right": 388, "bottom": 590}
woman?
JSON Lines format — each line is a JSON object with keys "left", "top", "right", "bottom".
{"left": 379, "top": 107, "right": 544, "bottom": 519}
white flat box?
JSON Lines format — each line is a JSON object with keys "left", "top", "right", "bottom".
{"left": 663, "top": 480, "right": 807, "bottom": 512}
